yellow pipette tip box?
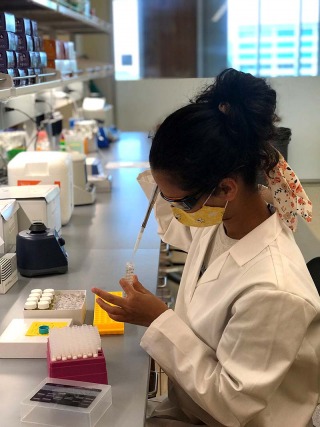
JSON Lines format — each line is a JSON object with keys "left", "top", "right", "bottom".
{"left": 93, "top": 292, "right": 124, "bottom": 335}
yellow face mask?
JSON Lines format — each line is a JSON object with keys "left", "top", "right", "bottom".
{"left": 171, "top": 203, "right": 227, "bottom": 227}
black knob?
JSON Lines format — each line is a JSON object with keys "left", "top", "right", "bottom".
{"left": 58, "top": 237, "right": 66, "bottom": 246}
{"left": 29, "top": 222, "right": 47, "bottom": 233}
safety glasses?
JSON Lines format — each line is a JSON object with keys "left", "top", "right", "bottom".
{"left": 160, "top": 188, "right": 210, "bottom": 211}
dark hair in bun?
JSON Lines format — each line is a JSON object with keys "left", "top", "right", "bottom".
{"left": 150, "top": 68, "right": 280, "bottom": 192}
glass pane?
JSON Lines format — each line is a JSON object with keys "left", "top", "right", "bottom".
{"left": 300, "top": 0, "right": 319, "bottom": 75}
{"left": 228, "top": 0, "right": 259, "bottom": 74}
{"left": 113, "top": 0, "right": 140, "bottom": 80}
{"left": 112, "top": 0, "right": 320, "bottom": 79}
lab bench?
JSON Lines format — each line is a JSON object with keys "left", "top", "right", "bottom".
{"left": 0, "top": 132, "right": 160, "bottom": 427}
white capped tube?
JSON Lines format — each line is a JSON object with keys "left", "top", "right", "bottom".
{"left": 126, "top": 261, "right": 135, "bottom": 285}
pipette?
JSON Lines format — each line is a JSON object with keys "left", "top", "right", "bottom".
{"left": 132, "top": 185, "right": 160, "bottom": 257}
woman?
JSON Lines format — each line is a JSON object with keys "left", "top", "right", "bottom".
{"left": 92, "top": 69, "right": 320, "bottom": 427}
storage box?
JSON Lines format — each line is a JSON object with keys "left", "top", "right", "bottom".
{"left": 0, "top": 199, "right": 19, "bottom": 254}
{"left": 0, "top": 318, "right": 73, "bottom": 358}
{"left": 17, "top": 34, "right": 34, "bottom": 52}
{"left": 0, "top": 30, "right": 18, "bottom": 50}
{"left": 21, "top": 377, "right": 112, "bottom": 427}
{"left": 8, "top": 151, "right": 74, "bottom": 226}
{"left": 24, "top": 290, "right": 86, "bottom": 325}
{"left": 15, "top": 17, "right": 31, "bottom": 35}
{"left": 43, "top": 39, "right": 65, "bottom": 60}
{"left": 0, "top": 49, "right": 16, "bottom": 68}
{"left": 30, "top": 20, "right": 38, "bottom": 37}
{"left": 15, "top": 51, "right": 31, "bottom": 68}
{"left": 0, "top": 12, "right": 16, "bottom": 33}
{"left": 48, "top": 342, "right": 108, "bottom": 384}
{"left": 0, "top": 185, "right": 61, "bottom": 233}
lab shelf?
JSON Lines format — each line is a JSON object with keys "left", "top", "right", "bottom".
{"left": 0, "top": 0, "right": 112, "bottom": 34}
{"left": 0, "top": 65, "right": 114, "bottom": 100}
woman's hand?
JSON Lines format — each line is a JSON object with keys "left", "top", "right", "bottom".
{"left": 91, "top": 275, "right": 169, "bottom": 327}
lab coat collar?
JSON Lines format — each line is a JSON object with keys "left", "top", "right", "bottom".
{"left": 229, "top": 212, "right": 286, "bottom": 266}
{"left": 196, "top": 213, "right": 287, "bottom": 287}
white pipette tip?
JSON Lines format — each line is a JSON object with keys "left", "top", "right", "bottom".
{"left": 133, "top": 229, "right": 143, "bottom": 255}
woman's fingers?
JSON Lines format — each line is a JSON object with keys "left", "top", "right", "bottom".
{"left": 119, "top": 275, "right": 151, "bottom": 295}
{"left": 95, "top": 298, "right": 127, "bottom": 322}
{"left": 92, "top": 287, "right": 128, "bottom": 308}
{"left": 92, "top": 275, "right": 169, "bottom": 327}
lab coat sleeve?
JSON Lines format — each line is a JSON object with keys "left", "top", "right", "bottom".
{"left": 137, "top": 170, "right": 192, "bottom": 252}
{"left": 140, "top": 289, "right": 318, "bottom": 426}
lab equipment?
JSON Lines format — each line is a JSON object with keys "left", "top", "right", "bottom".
{"left": 41, "top": 115, "right": 63, "bottom": 150}
{"left": 7, "top": 150, "right": 74, "bottom": 225}
{"left": 86, "top": 157, "right": 112, "bottom": 192}
{"left": 39, "top": 325, "right": 49, "bottom": 334}
{"left": 82, "top": 96, "right": 114, "bottom": 128}
{"left": 20, "top": 377, "right": 112, "bottom": 427}
{"left": 71, "top": 151, "right": 96, "bottom": 205}
{"left": 93, "top": 292, "right": 124, "bottom": 335}
{"left": 38, "top": 301, "right": 49, "bottom": 310}
{"left": 16, "top": 222, "right": 68, "bottom": 277}
{"left": 0, "top": 185, "right": 62, "bottom": 233}
{"left": 0, "top": 318, "right": 73, "bottom": 358}
{"left": 63, "top": 129, "right": 88, "bottom": 153}
{"left": 125, "top": 261, "right": 134, "bottom": 285}
{"left": 0, "top": 199, "right": 19, "bottom": 254}
{"left": 23, "top": 290, "right": 86, "bottom": 325}
{"left": 133, "top": 185, "right": 159, "bottom": 256}
{"left": 0, "top": 130, "right": 27, "bottom": 159}
{"left": 48, "top": 325, "right": 101, "bottom": 361}
{"left": 47, "top": 325, "right": 108, "bottom": 384}
{"left": 96, "top": 126, "right": 110, "bottom": 148}
{"left": 0, "top": 252, "right": 18, "bottom": 294}
{"left": 74, "top": 120, "right": 98, "bottom": 153}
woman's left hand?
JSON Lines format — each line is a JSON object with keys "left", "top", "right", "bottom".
{"left": 91, "top": 275, "right": 169, "bottom": 327}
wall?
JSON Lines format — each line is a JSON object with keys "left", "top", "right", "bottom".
{"left": 115, "top": 76, "right": 320, "bottom": 180}
{"left": 115, "top": 76, "right": 320, "bottom": 262}
{"left": 294, "top": 182, "right": 320, "bottom": 263}
{"left": 75, "top": 0, "right": 115, "bottom": 106}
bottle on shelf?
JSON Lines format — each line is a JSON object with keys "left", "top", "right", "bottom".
{"left": 59, "top": 133, "right": 66, "bottom": 151}
{"left": 36, "top": 129, "right": 50, "bottom": 151}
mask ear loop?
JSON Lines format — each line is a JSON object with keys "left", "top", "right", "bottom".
{"left": 202, "top": 188, "right": 228, "bottom": 211}
{"left": 202, "top": 187, "right": 216, "bottom": 206}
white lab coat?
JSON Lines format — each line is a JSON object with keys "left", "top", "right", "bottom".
{"left": 138, "top": 171, "right": 320, "bottom": 427}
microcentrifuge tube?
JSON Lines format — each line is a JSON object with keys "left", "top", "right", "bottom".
{"left": 125, "top": 261, "right": 135, "bottom": 285}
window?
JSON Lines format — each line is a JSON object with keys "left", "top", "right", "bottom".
{"left": 113, "top": 0, "right": 140, "bottom": 80}
{"left": 112, "top": 0, "right": 320, "bottom": 79}
{"left": 228, "top": 0, "right": 319, "bottom": 77}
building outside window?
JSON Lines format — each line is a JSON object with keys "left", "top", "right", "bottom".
{"left": 229, "top": 0, "right": 319, "bottom": 77}
{"left": 113, "top": 0, "right": 320, "bottom": 80}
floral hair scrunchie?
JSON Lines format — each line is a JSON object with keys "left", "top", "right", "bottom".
{"left": 265, "top": 153, "right": 312, "bottom": 231}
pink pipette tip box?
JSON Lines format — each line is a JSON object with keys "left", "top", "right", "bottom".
{"left": 47, "top": 342, "right": 108, "bottom": 385}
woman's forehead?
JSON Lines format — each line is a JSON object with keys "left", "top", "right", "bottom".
{"left": 151, "top": 170, "right": 190, "bottom": 198}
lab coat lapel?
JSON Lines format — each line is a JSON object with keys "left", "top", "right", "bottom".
{"left": 196, "top": 251, "right": 229, "bottom": 288}
{"left": 185, "top": 226, "right": 221, "bottom": 302}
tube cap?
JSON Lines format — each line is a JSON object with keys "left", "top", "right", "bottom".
{"left": 39, "top": 325, "right": 49, "bottom": 335}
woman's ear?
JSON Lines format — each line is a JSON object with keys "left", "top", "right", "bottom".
{"left": 218, "top": 178, "right": 238, "bottom": 201}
